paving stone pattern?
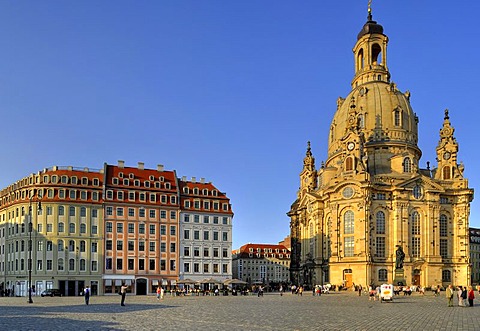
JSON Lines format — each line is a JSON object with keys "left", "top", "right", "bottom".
{"left": 0, "top": 291, "right": 479, "bottom": 330}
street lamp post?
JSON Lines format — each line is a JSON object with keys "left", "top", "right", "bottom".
{"left": 28, "top": 196, "right": 41, "bottom": 304}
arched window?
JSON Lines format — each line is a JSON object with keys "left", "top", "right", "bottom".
{"left": 403, "top": 158, "right": 412, "bottom": 173}
{"left": 394, "top": 109, "right": 401, "bottom": 127}
{"left": 357, "top": 48, "right": 364, "bottom": 70}
{"left": 372, "top": 44, "right": 382, "bottom": 64}
{"left": 411, "top": 211, "right": 420, "bottom": 235}
{"left": 80, "top": 259, "right": 86, "bottom": 271}
{"left": 69, "top": 206, "right": 75, "bottom": 217}
{"left": 80, "top": 240, "right": 86, "bottom": 252}
{"left": 345, "top": 157, "right": 353, "bottom": 171}
{"left": 58, "top": 240, "right": 64, "bottom": 251}
{"left": 376, "top": 211, "right": 385, "bottom": 234}
{"left": 69, "top": 223, "right": 75, "bottom": 233}
{"left": 344, "top": 211, "right": 354, "bottom": 234}
{"left": 378, "top": 269, "right": 388, "bottom": 281}
{"left": 443, "top": 166, "right": 451, "bottom": 180}
{"left": 411, "top": 211, "right": 421, "bottom": 258}
{"left": 442, "top": 270, "right": 451, "bottom": 282}
{"left": 58, "top": 206, "right": 64, "bottom": 216}
{"left": 80, "top": 224, "right": 87, "bottom": 233}
{"left": 69, "top": 258, "right": 75, "bottom": 271}
{"left": 439, "top": 214, "right": 448, "bottom": 237}
{"left": 69, "top": 240, "right": 75, "bottom": 252}
{"left": 309, "top": 223, "right": 315, "bottom": 256}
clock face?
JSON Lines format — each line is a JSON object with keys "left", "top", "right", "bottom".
{"left": 347, "top": 142, "right": 355, "bottom": 151}
{"left": 443, "top": 152, "right": 451, "bottom": 160}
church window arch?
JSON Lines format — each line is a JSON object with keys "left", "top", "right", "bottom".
{"left": 372, "top": 43, "right": 382, "bottom": 64}
{"left": 357, "top": 48, "right": 364, "bottom": 70}
{"left": 376, "top": 211, "right": 385, "bottom": 234}
{"left": 394, "top": 109, "right": 401, "bottom": 127}
{"left": 439, "top": 214, "right": 448, "bottom": 237}
{"left": 345, "top": 157, "right": 353, "bottom": 171}
{"left": 403, "top": 157, "right": 412, "bottom": 173}
{"left": 410, "top": 211, "right": 421, "bottom": 258}
{"left": 411, "top": 211, "right": 420, "bottom": 235}
{"left": 309, "top": 223, "right": 315, "bottom": 256}
{"left": 344, "top": 210, "right": 354, "bottom": 234}
{"left": 443, "top": 166, "right": 451, "bottom": 180}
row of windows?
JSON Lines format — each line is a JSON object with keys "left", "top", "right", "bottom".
{"left": 182, "top": 187, "right": 218, "bottom": 197}
{"left": 106, "top": 207, "right": 176, "bottom": 220}
{"left": 183, "top": 246, "right": 229, "bottom": 258}
{"left": 106, "top": 190, "right": 177, "bottom": 204}
{"left": 42, "top": 174, "right": 100, "bottom": 186}
{"left": 4, "top": 258, "right": 98, "bottom": 273}
{"left": 105, "top": 257, "right": 175, "bottom": 272}
{"left": 248, "top": 247, "right": 288, "bottom": 254}
{"left": 5, "top": 239, "right": 98, "bottom": 254}
{"left": 111, "top": 177, "right": 171, "bottom": 189}
{"left": 2, "top": 205, "right": 99, "bottom": 221}
{"left": 8, "top": 220, "right": 98, "bottom": 237}
{"left": 183, "top": 200, "right": 229, "bottom": 211}
{"left": 183, "top": 214, "right": 230, "bottom": 224}
{"left": 183, "top": 262, "right": 229, "bottom": 274}
{"left": 106, "top": 222, "right": 176, "bottom": 235}
{"left": 183, "top": 229, "right": 229, "bottom": 241}
{"left": 106, "top": 240, "right": 176, "bottom": 253}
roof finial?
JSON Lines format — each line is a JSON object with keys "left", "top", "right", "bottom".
{"left": 368, "top": 0, "right": 373, "bottom": 21}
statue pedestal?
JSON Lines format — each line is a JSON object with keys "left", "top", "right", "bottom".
{"left": 393, "top": 269, "right": 406, "bottom": 286}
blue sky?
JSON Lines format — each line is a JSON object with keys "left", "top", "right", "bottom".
{"left": 0, "top": 1, "right": 479, "bottom": 250}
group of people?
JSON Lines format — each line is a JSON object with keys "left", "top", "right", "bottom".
{"left": 445, "top": 285, "right": 475, "bottom": 307}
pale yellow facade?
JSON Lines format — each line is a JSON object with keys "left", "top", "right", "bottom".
{"left": 289, "top": 13, "right": 474, "bottom": 289}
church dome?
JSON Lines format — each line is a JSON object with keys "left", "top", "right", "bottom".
{"left": 328, "top": 81, "right": 419, "bottom": 156}
{"left": 326, "top": 14, "right": 420, "bottom": 163}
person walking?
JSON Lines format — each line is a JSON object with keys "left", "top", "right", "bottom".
{"left": 156, "top": 286, "right": 161, "bottom": 301}
{"left": 457, "top": 286, "right": 465, "bottom": 307}
{"left": 446, "top": 285, "right": 454, "bottom": 307}
{"left": 84, "top": 286, "right": 90, "bottom": 305}
{"left": 468, "top": 286, "right": 475, "bottom": 307}
{"left": 120, "top": 283, "right": 128, "bottom": 306}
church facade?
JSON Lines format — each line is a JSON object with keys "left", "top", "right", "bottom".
{"left": 288, "top": 11, "right": 474, "bottom": 289}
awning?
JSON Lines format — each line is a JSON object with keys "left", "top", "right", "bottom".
{"left": 105, "top": 279, "right": 112, "bottom": 286}
{"left": 152, "top": 279, "right": 159, "bottom": 286}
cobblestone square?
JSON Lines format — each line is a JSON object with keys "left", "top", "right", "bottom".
{"left": 1, "top": 291, "right": 480, "bottom": 330}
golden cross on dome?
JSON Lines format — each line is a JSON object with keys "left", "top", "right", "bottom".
{"left": 368, "top": 0, "right": 372, "bottom": 13}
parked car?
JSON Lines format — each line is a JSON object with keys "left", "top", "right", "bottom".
{"left": 41, "top": 289, "right": 63, "bottom": 297}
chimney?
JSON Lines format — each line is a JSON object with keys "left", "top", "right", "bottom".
{"left": 182, "top": 176, "right": 187, "bottom": 181}
{"left": 157, "top": 164, "right": 164, "bottom": 172}
{"left": 191, "top": 177, "right": 196, "bottom": 183}
{"left": 138, "top": 162, "right": 144, "bottom": 170}
{"left": 200, "top": 177, "right": 205, "bottom": 183}
{"left": 118, "top": 160, "right": 125, "bottom": 168}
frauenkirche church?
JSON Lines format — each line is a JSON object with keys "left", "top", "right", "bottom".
{"left": 288, "top": 8, "right": 474, "bottom": 289}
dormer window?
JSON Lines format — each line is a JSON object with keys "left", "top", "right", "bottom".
{"left": 394, "top": 109, "right": 402, "bottom": 127}
{"left": 403, "top": 157, "right": 412, "bottom": 173}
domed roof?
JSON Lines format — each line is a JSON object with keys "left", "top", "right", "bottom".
{"left": 357, "top": 14, "right": 384, "bottom": 40}
{"left": 328, "top": 81, "right": 418, "bottom": 157}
